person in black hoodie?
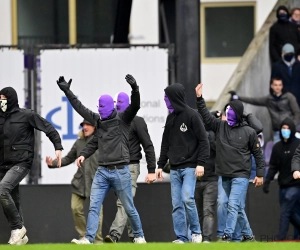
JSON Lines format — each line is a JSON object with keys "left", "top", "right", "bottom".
{"left": 105, "top": 92, "right": 156, "bottom": 243}
{"left": 269, "top": 5, "right": 300, "bottom": 64}
{"left": 156, "top": 83, "right": 210, "bottom": 243}
{"left": 0, "top": 87, "right": 63, "bottom": 245}
{"left": 263, "top": 117, "right": 300, "bottom": 240}
{"left": 195, "top": 83, "right": 264, "bottom": 243}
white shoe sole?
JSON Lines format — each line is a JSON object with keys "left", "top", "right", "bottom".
{"left": 8, "top": 227, "right": 27, "bottom": 245}
{"left": 15, "top": 235, "right": 29, "bottom": 245}
{"left": 71, "top": 238, "right": 91, "bottom": 244}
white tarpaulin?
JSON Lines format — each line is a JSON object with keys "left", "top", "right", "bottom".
{"left": 40, "top": 47, "right": 168, "bottom": 184}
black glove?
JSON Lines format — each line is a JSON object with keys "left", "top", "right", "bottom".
{"left": 228, "top": 90, "right": 238, "bottom": 101}
{"left": 263, "top": 180, "right": 270, "bottom": 194}
{"left": 57, "top": 76, "right": 72, "bottom": 92}
{"left": 125, "top": 74, "right": 138, "bottom": 90}
{"left": 213, "top": 110, "right": 222, "bottom": 119}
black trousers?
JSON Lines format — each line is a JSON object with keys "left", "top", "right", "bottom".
{"left": 0, "top": 165, "right": 29, "bottom": 230}
{"left": 194, "top": 180, "right": 218, "bottom": 241}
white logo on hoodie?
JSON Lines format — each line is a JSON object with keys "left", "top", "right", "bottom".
{"left": 180, "top": 123, "right": 188, "bottom": 132}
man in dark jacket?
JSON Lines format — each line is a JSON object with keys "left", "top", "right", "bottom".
{"left": 269, "top": 5, "right": 300, "bottom": 64}
{"left": 46, "top": 119, "right": 103, "bottom": 244}
{"left": 195, "top": 83, "right": 264, "bottom": 242}
{"left": 105, "top": 92, "right": 156, "bottom": 243}
{"left": 0, "top": 87, "right": 63, "bottom": 245}
{"left": 156, "top": 83, "right": 210, "bottom": 243}
{"left": 264, "top": 118, "right": 300, "bottom": 240}
{"left": 57, "top": 75, "right": 150, "bottom": 244}
{"left": 229, "top": 77, "right": 300, "bottom": 143}
{"left": 271, "top": 43, "right": 300, "bottom": 106}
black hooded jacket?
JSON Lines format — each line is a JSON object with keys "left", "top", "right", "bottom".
{"left": 267, "top": 118, "right": 300, "bottom": 187}
{"left": 0, "top": 87, "right": 63, "bottom": 169}
{"left": 157, "top": 83, "right": 209, "bottom": 170}
{"left": 197, "top": 97, "right": 265, "bottom": 178}
{"left": 269, "top": 5, "right": 300, "bottom": 63}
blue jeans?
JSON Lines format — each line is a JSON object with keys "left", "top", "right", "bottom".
{"left": 85, "top": 166, "right": 144, "bottom": 243}
{"left": 278, "top": 186, "right": 300, "bottom": 240}
{"left": 217, "top": 176, "right": 242, "bottom": 241}
{"left": 170, "top": 168, "right": 201, "bottom": 242}
{"left": 222, "top": 177, "right": 252, "bottom": 240}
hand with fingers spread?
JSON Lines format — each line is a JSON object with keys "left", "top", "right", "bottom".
{"left": 46, "top": 156, "right": 57, "bottom": 168}
{"left": 55, "top": 150, "right": 62, "bottom": 168}
{"left": 76, "top": 156, "right": 85, "bottom": 168}
{"left": 57, "top": 76, "right": 72, "bottom": 92}
{"left": 253, "top": 176, "right": 263, "bottom": 187}
{"left": 125, "top": 74, "right": 138, "bottom": 90}
{"left": 145, "top": 173, "right": 156, "bottom": 184}
{"left": 195, "top": 166, "right": 204, "bottom": 179}
{"left": 195, "top": 83, "right": 203, "bottom": 98}
{"left": 156, "top": 168, "right": 164, "bottom": 181}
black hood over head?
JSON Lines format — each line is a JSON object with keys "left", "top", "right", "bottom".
{"left": 280, "top": 117, "right": 296, "bottom": 142}
{"left": 0, "top": 87, "right": 19, "bottom": 112}
{"left": 224, "top": 99, "right": 244, "bottom": 123}
{"left": 164, "top": 83, "right": 186, "bottom": 113}
{"left": 276, "top": 5, "right": 290, "bottom": 20}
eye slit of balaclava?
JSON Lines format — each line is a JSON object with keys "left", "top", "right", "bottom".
{"left": 98, "top": 95, "right": 115, "bottom": 120}
{"left": 164, "top": 93, "right": 174, "bottom": 113}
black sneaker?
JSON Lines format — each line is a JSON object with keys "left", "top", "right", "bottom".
{"left": 104, "top": 235, "right": 118, "bottom": 243}
{"left": 241, "top": 235, "right": 255, "bottom": 242}
{"left": 221, "top": 233, "right": 231, "bottom": 243}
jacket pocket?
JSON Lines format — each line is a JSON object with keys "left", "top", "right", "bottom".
{"left": 71, "top": 171, "right": 83, "bottom": 191}
{"left": 167, "top": 146, "right": 190, "bottom": 165}
{"left": 6, "top": 144, "right": 33, "bottom": 163}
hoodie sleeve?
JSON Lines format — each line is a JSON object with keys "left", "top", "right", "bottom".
{"left": 266, "top": 143, "right": 280, "bottom": 181}
{"left": 80, "top": 135, "right": 98, "bottom": 160}
{"left": 196, "top": 97, "right": 221, "bottom": 133}
{"left": 238, "top": 96, "right": 268, "bottom": 106}
{"left": 292, "top": 145, "right": 300, "bottom": 172}
{"left": 134, "top": 118, "right": 156, "bottom": 173}
{"left": 157, "top": 116, "right": 171, "bottom": 169}
{"left": 249, "top": 129, "right": 265, "bottom": 177}
{"left": 121, "top": 89, "right": 140, "bottom": 124}
{"left": 64, "top": 89, "right": 99, "bottom": 125}
{"left": 245, "top": 114, "right": 263, "bottom": 134}
{"left": 52, "top": 141, "right": 78, "bottom": 168}
{"left": 29, "top": 111, "right": 63, "bottom": 150}
{"left": 192, "top": 113, "right": 210, "bottom": 166}
{"left": 287, "top": 93, "right": 300, "bottom": 126}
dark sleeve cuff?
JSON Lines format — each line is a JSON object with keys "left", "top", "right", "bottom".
{"left": 196, "top": 96, "right": 203, "bottom": 101}
{"left": 54, "top": 144, "right": 63, "bottom": 150}
{"left": 147, "top": 168, "right": 156, "bottom": 174}
{"left": 158, "top": 165, "right": 164, "bottom": 169}
{"left": 256, "top": 169, "right": 265, "bottom": 178}
{"left": 197, "top": 161, "right": 206, "bottom": 166}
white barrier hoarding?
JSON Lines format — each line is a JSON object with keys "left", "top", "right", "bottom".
{"left": 40, "top": 47, "right": 168, "bottom": 184}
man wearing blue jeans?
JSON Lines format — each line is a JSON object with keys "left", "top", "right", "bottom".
{"left": 196, "top": 84, "right": 265, "bottom": 242}
{"left": 57, "top": 75, "right": 154, "bottom": 244}
{"left": 156, "top": 83, "right": 210, "bottom": 243}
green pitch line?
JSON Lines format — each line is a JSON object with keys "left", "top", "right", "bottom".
{"left": 0, "top": 243, "right": 299, "bottom": 250}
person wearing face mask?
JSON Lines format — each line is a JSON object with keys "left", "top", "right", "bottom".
{"left": 263, "top": 117, "right": 300, "bottom": 240}
{"left": 271, "top": 43, "right": 300, "bottom": 106}
{"left": 269, "top": 5, "right": 300, "bottom": 64}
{"left": 45, "top": 120, "right": 104, "bottom": 244}
{"left": 105, "top": 92, "right": 156, "bottom": 243}
{"left": 156, "top": 83, "right": 210, "bottom": 243}
{"left": 229, "top": 77, "right": 300, "bottom": 143}
{"left": 56, "top": 75, "right": 149, "bottom": 244}
{"left": 0, "top": 87, "right": 63, "bottom": 245}
{"left": 195, "top": 83, "right": 265, "bottom": 243}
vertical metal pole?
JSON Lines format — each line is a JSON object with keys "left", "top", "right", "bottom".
{"left": 11, "top": 0, "right": 18, "bottom": 45}
{"left": 69, "top": 0, "right": 77, "bottom": 45}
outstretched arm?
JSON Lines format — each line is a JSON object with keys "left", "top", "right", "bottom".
{"left": 57, "top": 76, "right": 98, "bottom": 125}
{"left": 48, "top": 141, "right": 78, "bottom": 168}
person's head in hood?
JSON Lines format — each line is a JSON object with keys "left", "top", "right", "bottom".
{"left": 115, "top": 92, "right": 129, "bottom": 112}
{"left": 280, "top": 117, "right": 296, "bottom": 142}
{"left": 282, "top": 43, "right": 295, "bottom": 64}
{"left": 224, "top": 100, "right": 244, "bottom": 127}
{"left": 270, "top": 78, "right": 284, "bottom": 96}
{"left": 80, "top": 119, "right": 95, "bottom": 137}
{"left": 0, "top": 87, "right": 19, "bottom": 113}
{"left": 164, "top": 83, "right": 186, "bottom": 113}
{"left": 277, "top": 5, "right": 290, "bottom": 22}
{"left": 98, "top": 94, "right": 114, "bottom": 120}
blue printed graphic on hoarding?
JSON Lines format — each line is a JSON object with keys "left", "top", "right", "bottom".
{"left": 46, "top": 96, "right": 78, "bottom": 140}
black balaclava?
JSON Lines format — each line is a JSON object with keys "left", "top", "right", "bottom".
{"left": 276, "top": 5, "right": 290, "bottom": 22}
{"left": 0, "top": 87, "right": 19, "bottom": 113}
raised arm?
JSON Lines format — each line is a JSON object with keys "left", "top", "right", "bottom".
{"left": 238, "top": 95, "right": 268, "bottom": 106}
{"left": 121, "top": 75, "right": 140, "bottom": 124}
{"left": 57, "top": 76, "right": 99, "bottom": 125}
{"left": 245, "top": 113, "right": 263, "bottom": 134}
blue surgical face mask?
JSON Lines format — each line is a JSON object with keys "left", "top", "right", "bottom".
{"left": 281, "top": 129, "right": 291, "bottom": 139}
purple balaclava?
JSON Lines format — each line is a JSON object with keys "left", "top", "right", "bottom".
{"left": 116, "top": 92, "right": 130, "bottom": 112}
{"left": 225, "top": 105, "right": 237, "bottom": 126}
{"left": 164, "top": 93, "right": 174, "bottom": 113}
{"left": 98, "top": 94, "right": 114, "bottom": 120}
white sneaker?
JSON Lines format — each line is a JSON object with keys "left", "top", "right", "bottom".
{"left": 133, "top": 237, "right": 146, "bottom": 243}
{"left": 15, "top": 235, "right": 29, "bottom": 245}
{"left": 203, "top": 240, "right": 210, "bottom": 243}
{"left": 172, "top": 239, "right": 184, "bottom": 243}
{"left": 192, "top": 234, "right": 202, "bottom": 243}
{"left": 8, "top": 226, "right": 27, "bottom": 245}
{"left": 71, "top": 237, "right": 91, "bottom": 244}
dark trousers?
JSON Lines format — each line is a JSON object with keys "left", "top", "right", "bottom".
{"left": 0, "top": 165, "right": 29, "bottom": 230}
{"left": 194, "top": 180, "right": 218, "bottom": 241}
{"left": 278, "top": 186, "right": 300, "bottom": 240}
